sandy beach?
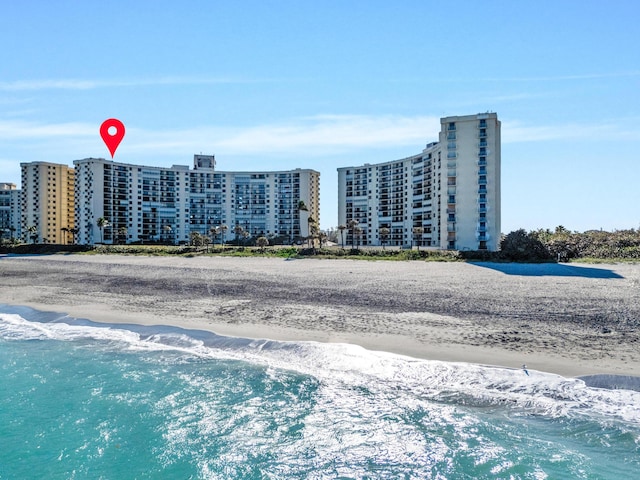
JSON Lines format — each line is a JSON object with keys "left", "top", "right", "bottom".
{"left": 1, "top": 254, "right": 639, "bottom": 378}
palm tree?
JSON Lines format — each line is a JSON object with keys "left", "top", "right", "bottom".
{"left": 219, "top": 224, "right": 228, "bottom": 247}
{"left": 318, "top": 231, "right": 327, "bottom": 249}
{"left": 307, "top": 216, "right": 318, "bottom": 248}
{"left": 379, "top": 227, "right": 390, "bottom": 250}
{"left": 347, "top": 219, "right": 359, "bottom": 250}
{"left": 337, "top": 224, "right": 347, "bottom": 249}
{"left": 241, "top": 229, "right": 250, "bottom": 247}
{"left": 234, "top": 225, "right": 244, "bottom": 244}
{"left": 70, "top": 227, "right": 79, "bottom": 245}
{"left": 118, "top": 226, "right": 128, "bottom": 244}
{"left": 413, "top": 226, "right": 424, "bottom": 251}
{"left": 209, "top": 226, "right": 219, "bottom": 246}
{"left": 163, "top": 225, "right": 173, "bottom": 244}
{"left": 27, "top": 225, "right": 38, "bottom": 244}
{"left": 354, "top": 226, "right": 363, "bottom": 249}
{"left": 9, "top": 226, "right": 16, "bottom": 243}
{"left": 60, "top": 227, "right": 69, "bottom": 245}
{"left": 97, "top": 217, "right": 110, "bottom": 243}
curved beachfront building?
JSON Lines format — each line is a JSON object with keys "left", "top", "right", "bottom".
{"left": 338, "top": 113, "right": 501, "bottom": 251}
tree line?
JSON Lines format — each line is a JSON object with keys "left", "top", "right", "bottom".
{"left": 499, "top": 226, "right": 640, "bottom": 262}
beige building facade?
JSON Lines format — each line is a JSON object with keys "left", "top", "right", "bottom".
{"left": 19, "top": 162, "right": 75, "bottom": 244}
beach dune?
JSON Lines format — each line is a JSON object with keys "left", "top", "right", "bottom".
{"left": 1, "top": 254, "right": 638, "bottom": 378}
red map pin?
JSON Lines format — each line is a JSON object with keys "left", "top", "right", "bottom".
{"left": 100, "top": 118, "right": 125, "bottom": 158}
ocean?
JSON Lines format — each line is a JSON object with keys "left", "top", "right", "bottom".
{"left": 1, "top": 305, "right": 639, "bottom": 479}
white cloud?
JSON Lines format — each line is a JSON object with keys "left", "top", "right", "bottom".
{"left": 3, "top": 115, "right": 638, "bottom": 163}
{"left": 213, "top": 115, "right": 441, "bottom": 154}
{"left": 0, "top": 76, "right": 273, "bottom": 92}
{"left": 502, "top": 119, "right": 640, "bottom": 143}
{"left": 479, "top": 71, "right": 640, "bottom": 83}
{"left": 0, "top": 120, "right": 94, "bottom": 138}
{"left": 0, "top": 115, "right": 443, "bottom": 169}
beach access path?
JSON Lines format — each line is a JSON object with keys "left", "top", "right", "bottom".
{"left": 0, "top": 254, "right": 638, "bottom": 377}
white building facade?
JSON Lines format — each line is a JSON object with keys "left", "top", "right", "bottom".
{"left": 74, "top": 158, "right": 192, "bottom": 244}
{"left": 73, "top": 155, "right": 320, "bottom": 245}
{"left": 338, "top": 113, "right": 501, "bottom": 251}
{"left": 0, "top": 183, "right": 21, "bottom": 242}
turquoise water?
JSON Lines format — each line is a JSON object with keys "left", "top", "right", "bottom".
{"left": 1, "top": 306, "right": 639, "bottom": 479}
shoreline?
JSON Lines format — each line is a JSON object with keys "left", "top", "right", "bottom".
{"left": 1, "top": 254, "right": 639, "bottom": 378}
{"left": 3, "top": 302, "right": 640, "bottom": 392}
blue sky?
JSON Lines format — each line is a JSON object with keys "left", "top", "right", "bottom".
{"left": 1, "top": 1, "right": 639, "bottom": 232}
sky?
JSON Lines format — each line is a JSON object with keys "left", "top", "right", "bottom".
{"left": 1, "top": 0, "right": 639, "bottom": 232}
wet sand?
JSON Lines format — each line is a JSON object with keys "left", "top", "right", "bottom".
{"left": 1, "top": 254, "right": 638, "bottom": 377}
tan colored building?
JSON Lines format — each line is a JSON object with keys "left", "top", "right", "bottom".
{"left": 20, "top": 162, "right": 75, "bottom": 244}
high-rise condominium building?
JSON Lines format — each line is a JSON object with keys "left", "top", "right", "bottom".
{"left": 20, "top": 162, "right": 75, "bottom": 244}
{"left": 0, "top": 183, "right": 21, "bottom": 242}
{"left": 73, "top": 155, "right": 320, "bottom": 245}
{"left": 74, "top": 158, "right": 191, "bottom": 244}
{"left": 188, "top": 155, "right": 320, "bottom": 243}
{"left": 338, "top": 113, "right": 500, "bottom": 251}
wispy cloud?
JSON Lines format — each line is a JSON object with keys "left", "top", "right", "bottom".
{"left": 3, "top": 115, "right": 638, "bottom": 162}
{"left": 502, "top": 118, "right": 640, "bottom": 143}
{"left": 0, "top": 120, "right": 94, "bottom": 138}
{"left": 0, "top": 76, "right": 272, "bottom": 92}
{"left": 479, "top": 71, "right": 640, "bottom": 83}
{"left": 213, "top": 115, "right": 441, "bottom": 154}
